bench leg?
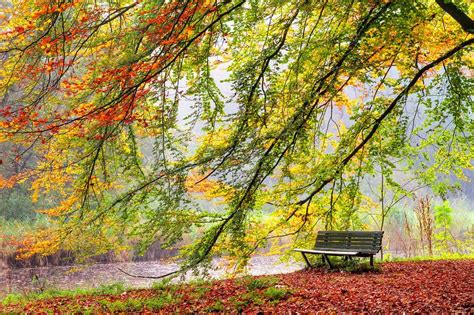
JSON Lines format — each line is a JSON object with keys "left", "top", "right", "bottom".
{"left": 323, "top": 254, "right": 333, "bottom": 268}
{"left": 370, "top": 255, "right": 374, "bottom": 267}
{"left": 301, "top": 252, "right": 312, "bottom": 268}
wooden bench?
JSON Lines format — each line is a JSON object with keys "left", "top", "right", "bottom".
{"left": 294, "top": 231, "right": 383, "bottom": 268}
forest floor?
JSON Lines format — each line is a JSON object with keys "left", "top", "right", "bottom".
{"left": 1, "top": 259, "right": 473, "bottom": 313}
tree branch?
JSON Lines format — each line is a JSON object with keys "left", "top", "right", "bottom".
{"left": 436, "top": 0, "right": 474, "bottom": 33}
{"left": 298, "top": 37, "right": 474, "bottom": 205}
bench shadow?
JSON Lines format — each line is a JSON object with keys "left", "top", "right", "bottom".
{"left": 303, "top": 257, "right": 382, "bottom": 274}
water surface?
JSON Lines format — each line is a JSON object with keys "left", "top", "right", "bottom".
{"left": 0, "top": 256, "right": 304, "bottom": 296}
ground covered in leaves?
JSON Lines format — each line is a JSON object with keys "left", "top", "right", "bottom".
{"left": 1, "top": 260, "right": 473, "bottom": 313}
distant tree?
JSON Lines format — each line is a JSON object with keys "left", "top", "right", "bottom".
{"left": 433, "top": 200, "right": 455, "bottom": 253}
{"left": 0, "top": 0, "right": 472, "bottom": 275}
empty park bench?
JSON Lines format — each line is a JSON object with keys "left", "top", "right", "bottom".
{"left": 294, "top": 231, "right": 383, "bottom": 268}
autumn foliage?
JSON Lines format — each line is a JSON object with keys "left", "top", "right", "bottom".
{"left": 0, "top": 0, "right": 473, "bottom": 272}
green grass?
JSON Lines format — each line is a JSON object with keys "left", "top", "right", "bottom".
{"left": 263, "top": 287, "right": 291, "bottom": 301}
{"left": 206, "top": 300, "right": 224, "bottom": 312}
{"left": 143, "top": 293, "right": 175, "bottom": 311}
{"left": 383, "top": 252, "right": 474, "bottom": 262}
{"left": 244, "top": 276, "right": 279, "bottom": 290}
{"left": 2, "top": 281, "right": 179, "bottom": 312}
{"left": 151, "top": 278, "right": 174, "bottom": 291}
{"left": 1, "top": 282, "right": 128, "bottom": 306}
{"left": 303, "top": 252, "right": 474, "bottom": 271}
{"left": 229, "top": 291, "right": 265, "bottom": 312}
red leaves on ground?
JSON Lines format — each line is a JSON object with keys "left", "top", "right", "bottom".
{"left": 1, "top": 260, "right": 473, "bottom": 313}
{"left": 263, "top": 260, "right": 474, "bottom": 313}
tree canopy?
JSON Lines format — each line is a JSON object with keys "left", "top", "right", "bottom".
{"left": 0, "top": 0, "right": 473, "bottom": 274}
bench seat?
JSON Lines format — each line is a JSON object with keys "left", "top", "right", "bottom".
{"left": 294, "top": 249, "right": 359, "bottom": 255}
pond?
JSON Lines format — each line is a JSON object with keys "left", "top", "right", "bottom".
{"left": 0, "top": 256, "right": 304, "bottom": 297}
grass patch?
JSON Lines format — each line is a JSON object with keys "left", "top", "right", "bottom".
{"left": 263, "top": 287, "right": 291, "bottom": 301}
{"left": 151, "top": 278, "right": 173, "bottom": 291}
{"left": 206, "top": 300, "right": 224, "bottom": 312}
{"left": 94, "top": 282, "right": 127, "bottom": 295}
{"left": 97, "top": 292, "right": 177, "bottom": 312}
{"left": 230, "top": 292, "right": 264, "bottom": 312}
{"left": 384, "top": 252, "right": 474, "bottom": 262}
{"left": 1, "top": 282, "right": 128, "bottom": 306}
{"left": 240, "top": 275, "right": 279, "bottom": 291}
{"left": 1, "top": 294, "right": 23, "bottom": 306}
{"left": 190, "top": 285, "right": 211, "bottom": 299}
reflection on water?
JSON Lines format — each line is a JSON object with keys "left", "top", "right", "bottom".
{"left": 0, "top": 256, "right": 304, "bottom": 296}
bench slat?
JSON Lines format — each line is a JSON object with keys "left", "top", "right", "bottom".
{"left": 315, "top": 246, "right": 380, "bottom": 251}
{"left": 317, "top": 236, "right": 382, "bottom": 243}
{"left": 315, "top": 247, "right": 378, "bottom": 253}
{"left": 315, "top": 242, "right": 380, "bottom": 247}
{"left": 318, "top": 231, "right": 383, "bottom": 237}
{"left": 316, "top": 243, "right": 380, "bottom": 246}
{"left": 317, "top": 237, "right": 382, "bottom": 241}
{"left": 317, "top": 242, "right": 380, "bottom": 246}
{"left": 294, "top": 249, "right": 359, "bottom": 255}
{"left": 318, "top": 230, "right": 383, "bottom": 234}
{"left": 316, "top": 240, "right": 381, "bottom": 246}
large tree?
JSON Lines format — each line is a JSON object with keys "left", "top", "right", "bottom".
{"left": 0, "top": 0, "right": 472, "bottom": 274}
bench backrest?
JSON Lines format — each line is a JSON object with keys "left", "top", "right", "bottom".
{"left": 314, "top": 231, "right": 383, "bottom": 253}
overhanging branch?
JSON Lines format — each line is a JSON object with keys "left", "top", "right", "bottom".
{"left": 298, "top": 37, "right": 474, "bottom": 206}
{"left": 436, "top": 0, "right": 474, "bottom": 33}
